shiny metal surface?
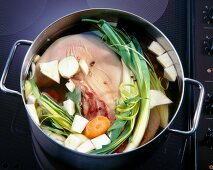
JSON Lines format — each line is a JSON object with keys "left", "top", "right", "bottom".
{"left": 0, "top": 8, "right": 205, "bottom": 169}
{"left": 0, "top": 40, "right": 32, "bottom": 96}
{"left": 168, "top": 78, "right": 205, "bottom": 135}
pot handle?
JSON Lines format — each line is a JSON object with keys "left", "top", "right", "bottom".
{"left": 0, "top": 40, "right": 33, "bottom": 96}
{"left": 168, "top": 78, "right": 205, "bottom": 135}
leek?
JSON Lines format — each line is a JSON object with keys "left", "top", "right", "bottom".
{"left": 83, "top": 19, "right": 151, "bottom": 153}
{"left": 29, "top": 78, "right": 74, "bottom": 132}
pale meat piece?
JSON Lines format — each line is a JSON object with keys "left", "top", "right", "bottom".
{"left": 34, "top": 34, "right": 123, "bottom": 122}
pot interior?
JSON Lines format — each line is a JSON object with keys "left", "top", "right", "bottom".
{"left": 20, "top": 9, "right": 184, "bottom": 150}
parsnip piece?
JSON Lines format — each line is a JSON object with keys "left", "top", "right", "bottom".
{"left": 31, "top": 62, "right": 36, "bottom": 78}
{"left": 73, "top": 134, "right": 88, "bottom": 144}
{"left": 64, "top": 134, "right": 82, "bottom": 150}
{"left": 76, "top": 140, "right": 95, "bottom": 153}
{"left": 63, "top": 99, "right": 75, "bottom": 116}
{"left": 24, "top": 80, "right": 32, "bottom": 99}
{"left": 141, "top": 108, "right": 160, "bottom": 145}
{"left": 33, "top": 54, "right": 41, "bottom": 63}
{"left": 58, "top": 56, "right": 79, "bottom": 79}
{"left": 26, "top": 104, "right": 40, "bottom": 125}
{"left": 164, "top": 65, "right": 177, "bottom": 82}
{"left": 71, "top": 115, "right": 89, "bottom": 133}
{"left": 91, "top": 134, "right": 111, "bottom": 149}
{"left": 148, "top": 41, "right": 165, "bottom": 56}
{"left": 79, "top": 58, "right": 89, "bottom": 75}
{"left": 157, "top": 105, "right": 169, "bottom": 128}
{"left": 65, "top": 79, "right": 75, "bottom": 92}
{"left": 40, "top": 60, "right": 60, "bottom": 84}
{"left": 150, "top": 90, "right": 172, "bottom": 109}
{"left": 27, "top": 94, "right": 36, "bottom": 104}
{"left": 156, "top": 53, "right": 173, "bottom": 68}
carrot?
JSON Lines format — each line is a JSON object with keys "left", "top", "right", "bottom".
{"left": 84, "top": 116, "right": 110, "bottom": 139}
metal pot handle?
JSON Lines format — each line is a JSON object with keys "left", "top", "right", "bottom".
{"left": 168, "top": 78, "right": 205, "bottom": 135}
{"left": 0, "top": 40, "right": 33, "bottom": 96}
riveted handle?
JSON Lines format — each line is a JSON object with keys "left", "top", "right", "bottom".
{"left": 168, "top": 78, "right": 205, "bottom": 135}
{"left": 0, "top": 40, "right": 33, "bottom": 96}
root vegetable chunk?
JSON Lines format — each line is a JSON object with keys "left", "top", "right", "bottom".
{"left": 63, "top": 99, "right": 75, "bottom": 116}
{"left": 58, "top": 56, "right": 79, "bottom": 79}
{"left": 156, "top": 53, "right": 173, "bottom": 68}
{"left": 76, "top": 140, "right": 95, "bottom": 153}
{"left": 148, "top": 41, "right": 165, "bottom": 56}
{"left": 84, "top": 116, "right": 110, "bottom": 139}
{"left": 40, "top": 60, "right": 60, "bottom": 84}
{"left": 65, "top": 134, "right": 81, "bottom": 150}
{"left": 164, "top": 65, "right": 177, "bottom": 82}
{"left": 79, "top": 58, "right": 89, "bottom": 75}
{"left": 150, "top": 90, "right": 172, "bottom": 109}
{"left": 26, "top": 104, "right": 40, "bottom": 125}
{"left": 91, "top": 134, "right": 111, "bottom": 149}
{"left": 65, "top": 79, "right": 75, "bottom": 92}
{"left": 71, "top": 115, "right": 89, "bottom": 133}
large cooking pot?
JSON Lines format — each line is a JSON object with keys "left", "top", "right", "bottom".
{"left": 0, "top": 9, "right": 204, "bottom": 169}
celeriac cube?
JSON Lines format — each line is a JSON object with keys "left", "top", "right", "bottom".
{"left": 79, "top": 59, "right": 89, "bottom": 75}
{"left": 40, "top": 60, "right": 60, "bottom": 84}
{"left": 91, "top": 134, "right": 111, "bottom": 149}
{"left": 156, "top": 53, "right": 173, "bottom": 68}
{"left": 164, "top": 65, "right": 177, "bottom": 82}
{"left": 76, "top": 140, "right": 95, "bottom": 153}
{"left": 65, "top": 79, "right": 75, "bottom": 92}
{"left": 64, "top": 134, "right": 82, "bottom": 150}
{"left": 71, "top": 115, "right": 89, "bottom": 133}
{"left": 26, "top": 104, "right": 40, "bottom": 125}
{"left": 150, "top": 90, "right": 172, "bottom": 109}
{"left": 73, "top": 134, "right": 88, "bottom": 144}
{"left": 148, "top": 41, "right": 165, "bottom": 56}
{"left": 63, "top": 99, "right": 75, "bottom": 116}
{"left": 58, "top": 56, "right": 79, "bottom": 79}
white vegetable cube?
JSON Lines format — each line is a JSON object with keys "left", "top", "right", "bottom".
{"left": 148, "top": 41, "right": 165, "bottom": 56}
{"left": 156, "top": 53, "right": 173, "bottom": 68}
{"left": 63, "top": 99, "right": 75, "bottom": 116}
{"left": 27, "top": 94, "right": 36, "bottom": 104}
{"left": 164, "top": 65, "right": 177, "bottom": 82}
{"left": 65, "top": 79, "right": 75, "bottom": 92}
{"left": 73, "top": 134, "right": 88, "bottom": 144}
{"left": 79, "top": 59, "right": 89, "bottom": 75}
{"left": 71, "top": 115, "right": 89, "bottom": 133}
{"left": 65, "top": 134, "right": 82, "bottom": 150}
{"left": 58, "top": 56, "right": 79, "bottom": 79}
{"left": 26, "top": 104, "right": 40, "bottom": 125}
{"left": 76, "top": 140, "right": 95, "bottom": 153}
{"left": 150, "top": 90, "right": 172, "bottom": 109}
{"left": 40, "top": 60, "right": 60, "bottom": 84}
{"left": 91, "top": 134, "right": 111, "bottom": 149}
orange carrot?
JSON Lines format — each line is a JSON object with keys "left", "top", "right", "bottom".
{"left": 84, "top": 116, "right": 110, "bottom": 139}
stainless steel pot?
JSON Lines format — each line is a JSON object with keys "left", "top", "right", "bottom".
{"left": 0, "top": 9, "right": 205, "bottom": 170}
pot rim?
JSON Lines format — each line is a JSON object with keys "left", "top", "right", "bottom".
{"left": 20, "top": 8, "right": 185, "bottom": 157}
